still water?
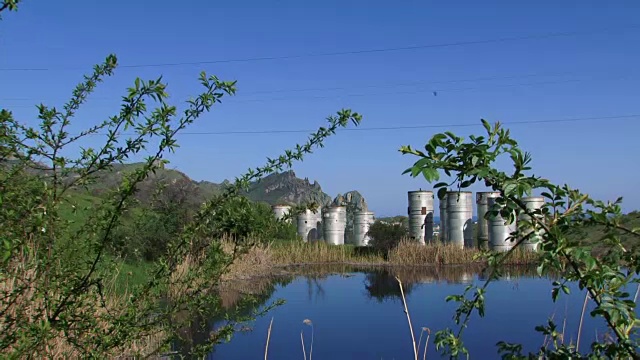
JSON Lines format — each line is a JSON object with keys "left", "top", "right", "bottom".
{"left": 205, "top": 265, "right": 611, "bottom": 359}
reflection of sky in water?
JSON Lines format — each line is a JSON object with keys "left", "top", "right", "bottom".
{"left": 208, "top": 268, "right": 620, "bottom": 359}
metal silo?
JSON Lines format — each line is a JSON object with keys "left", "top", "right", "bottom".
{"left": 272, "top": 204, "right": 292, "bottom": 223}
{"left": 314, "top": 209, "right": 324, "bottom": 241}
{"left": 297, "top": 209, "right": 321, "bottom": 242}
{"left": 519, "top": 196, "right": 545, "bottom": 252}
{"left": 476, "top": 192, "right": 501, "bottom": 250}
{"left": 487, "top": 197, "right": 517, "bottom": 252}
{"left": 446, "top": 191, "right": 473, "bottom": 249}
{"left": 323, "top": 206, "right": 346, "bottom": 245}
{"left": 439, "top": 192, "right": 448, "bottom": 243}
{"left": 353, "top": 211, "right": 375, "bottom": 246}
{"left": 408, "top": 190, "right": 434, "bottom": 244}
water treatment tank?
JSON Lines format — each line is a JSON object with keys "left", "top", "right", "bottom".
{"left": 272, "top": 204, "right": 292, "bottom": 223}
{"left": 446, "top": 191, "right": 473, "bottom": 249}
{"left": 519, "top": 196, "right": 545, "bottom": 252}
{"left": 439, "top": 192, "right": 448, "bottom": 243}
{"left": 353, "top": 211, "right": 375, "bottom": 246}
{"left": 297, "top": 209, "right": 321, "bottom": 242}
{"left": 314, "top": 210, "right": 323, "bottom": 241}
{"left": 407, "top": 190, "right": 434, "bottom": 244}
{"left": 476, "top": 192, "right": 501, "bottom": 250}
{"left": 487, "top": 197, "right": 517, "bottom": 252}
{"left": 323, "top": 206, "right": 346, "bottom": 245}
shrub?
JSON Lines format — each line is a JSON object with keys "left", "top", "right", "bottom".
{"left": 367, "top": 221, "right": 409, "bottom": 253}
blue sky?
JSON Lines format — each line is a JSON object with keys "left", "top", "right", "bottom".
{"left": 2, "top": 0, "right": 640, "bottom": 216}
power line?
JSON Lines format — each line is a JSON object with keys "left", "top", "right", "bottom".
{"left": 1, "top": 25, "right": 639, "bottom": 72}
{"left": 0, "top": 69, "right": 592, "bottom": 102}
{"left": 84, "top": 114, "right": 640, "bottom": 136}
{"left": 1, "top": 73, "right": 635, "bottom": 108}
{"left": 234, "top": 76, "right": 632, "bottom": 103}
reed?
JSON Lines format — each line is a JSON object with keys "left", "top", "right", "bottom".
{"left": 269, "top": 240, "right": 539, "bottom": 267}
{"left": 268, "top": 241, "right": 384, "bottom": 265}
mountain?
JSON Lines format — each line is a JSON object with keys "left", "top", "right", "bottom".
{"left": 243, "top": 170, "right": 333, "bottom": 206}
{"left": 5, "top": 160, "right": 360, "bottom": 210}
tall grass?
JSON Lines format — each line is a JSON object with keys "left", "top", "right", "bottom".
{"left": 268, "top": 241, "right": 384, "bottom": 265}
{"left": 268, "top": 239, "right": 539, "bottom": 266}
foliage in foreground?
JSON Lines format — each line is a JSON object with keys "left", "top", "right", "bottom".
{"left": 0, "top": 4, "right": 362, "bottom": 357}
{"left": 401, "top": 120, "right": 640, "bottom": 358}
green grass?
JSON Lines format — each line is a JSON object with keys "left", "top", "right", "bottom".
{"left": 570, "top": 211, "right": 640, "bottom": 256}
{"left": 111, "top": 259, "right": 153, "bottom": 292}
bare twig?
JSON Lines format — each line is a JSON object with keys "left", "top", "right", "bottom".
{"left": 576, "top": 292, "right": 590, "bottom": 353}
{"left": 264, "top": 317, "right": 274, "bottom": 360}
{"left": 301, "top": 331, "right": 307, "bottom": 360}
{"left": 395, "top": 276, "right": 418, "bottom": 360}
{"left": 423, "top": 327, "right": 431, "bottom": 360}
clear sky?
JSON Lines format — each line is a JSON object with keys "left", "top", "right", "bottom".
{"left": 2, "top": 0, "right": 640, "bottom": 216}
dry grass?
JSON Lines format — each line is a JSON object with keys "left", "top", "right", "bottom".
{"left": 268, "top": 241, "right": 384, "bottom": 265}
{"left": 0, "top": 259, "right": 167, "bottom": 359}
{"left": 388, "top": 240, "right": 538, "bottom": 265}
{"left": 269, "top": 239, "right": 539, "bottom": 267}
{"left": 0, "top": 238, "right": 280, "bottom": 359}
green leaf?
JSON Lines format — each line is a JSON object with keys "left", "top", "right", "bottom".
{"left": 437, "top": 187, "right": 448, "bottom": 200}
{"left": 434, "top": 182, "right": 448, "bottom": 188}
{"left": 422, "top": 168, "right": 440, "bottom": 182}
{"left": 413, "top": 157, "right": 432, "bottom": 169}
{"left": 503, "top": 182, "right": 517, "bottom": 195}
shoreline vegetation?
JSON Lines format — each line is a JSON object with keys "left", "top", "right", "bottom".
{"left": 92, "top": 239, "right": 539, "bottom": 358}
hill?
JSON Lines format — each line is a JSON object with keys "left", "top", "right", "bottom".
{"left": 41, "top": 162, "right": 340, "bottom": 208}
{"left": 242, "top": 170, "right": 332, "bottom": 206}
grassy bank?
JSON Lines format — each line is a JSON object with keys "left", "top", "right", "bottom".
{"left": 104, "top": 239, "right": 539, "bottom": 294}
{"left": 268, "top": 239, "right": 539, "bottom": 266}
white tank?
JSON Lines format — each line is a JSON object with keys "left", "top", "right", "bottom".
{"left": 476, "top": 192, "right": 501, "bottom": 250}
{"left": 314, "top": 209, "right": 323, "bottom": 241}
{"left": 353, "top": 211, "right": 375, "bottom": 246}
{"left": 323, "top": 206, "right": 346, "bottom": 245}
{"left": 519, "top": 196, "right": 545, "bottom": 252}
{"left": 439, "top": 192, "right": 448, "bottom": 243}
{"left": 272, "top": 204, "right": 292, "bottom": 223}
{"left": 488, "top": 197, "right": 517, "bottom": 252}
{"left": 297, "top": 209, "right": 321, "bottom": 242}
{"left": 408, "top": 190, "right": 434, "bottom": 244}
{"left": 446, "top": 191, "right": 473, "bottom": 249}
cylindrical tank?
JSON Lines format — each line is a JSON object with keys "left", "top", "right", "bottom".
{"left": 353, "top": 211, "right": 375, "bottom": 246}
{"left": 439, "top": 192, "right": 448, "bottom": 243}
{"left": 446, "top": 191, "right": 473, "bottom": 249}
{"left": 488, "top": 197, "right": 517, "bottom": 252}
{"left": 323, "top": 206, "right": 346, "bottom": 245}
{"left": 476, "top": 192, "right": 501, "bottom": 250}
{"left": 272, "top": 204, "right": 292, "bottom": 223}
{"left": 297, "top": 209, "right": 321, "bottom": 242}
{"left": 314, "top": 210, "right": 323, "bottom": 241}
{"left": 407, "top": 190, "right": 434, "bottom": 245}
{"left": 519, "top": 196, "right": 545, "bottom": 252}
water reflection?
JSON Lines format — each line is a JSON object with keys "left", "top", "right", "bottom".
{"left": 173, "top": 275, "right": 294, "bottom": 358}
{"left": 360, "top": 265, "right": 541, "bottom": 302}
{"left": 174, "top": 265, "right": 543, "bottom": 358}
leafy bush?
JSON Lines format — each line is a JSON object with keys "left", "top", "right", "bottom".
{"left": 401, "top": 119, "right": 640, "bottom": 358}
{"left": 367, "top": 221, "right": 409, "bottom": 253}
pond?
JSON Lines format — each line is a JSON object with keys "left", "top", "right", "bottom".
{"left": 192, "top": 265, "right": 619, "bottom": 359}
